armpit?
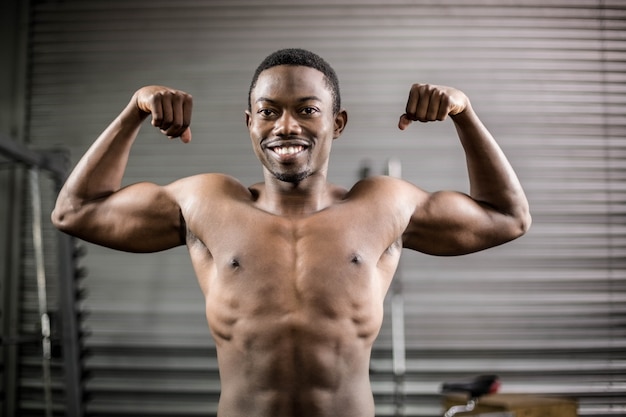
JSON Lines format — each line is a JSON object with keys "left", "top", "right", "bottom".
{"left": 384, "top": 238, "right": 402, "bottom": 256}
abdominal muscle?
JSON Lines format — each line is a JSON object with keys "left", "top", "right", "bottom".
{"left": 214, "top": 310, "right": 377, "bottom": 417}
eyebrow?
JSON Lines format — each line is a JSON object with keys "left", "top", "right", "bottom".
{"left": 255, "top": 96, "right": 322, "bottom": 104}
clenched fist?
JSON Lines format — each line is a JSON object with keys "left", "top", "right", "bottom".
{"left": 133, "top": 86, "right": 193, "bottom": 142}
{"left": 398, "top": 84, "right": 469, "bottom": 130}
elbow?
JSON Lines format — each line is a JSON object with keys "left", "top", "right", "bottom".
{"left": 513, "top": 205, "right": 532, "bottom": 238}
{"left": 51, "top": 200, "right": 81, "bottom": 235}
{"left": 51, "top": 206, "right": 72, "bottom": 233}
{"left": 520, "top": 195, "right": 532, "bottom": 234}
{"left": 518, "top": 212, "right": 532, "bottom": 237}
{"left": 522, "top": 209, "right": 532, "bottom": 234}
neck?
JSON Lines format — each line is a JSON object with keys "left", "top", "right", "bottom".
{"left": 257, "top": 171, "right": 337, "bottom": 216}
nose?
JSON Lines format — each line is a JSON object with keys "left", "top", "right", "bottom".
{"left": 273, "top": 111, "right": 302, "bottom": 136}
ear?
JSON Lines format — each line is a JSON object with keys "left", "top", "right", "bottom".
{"left": 333, "top": 110, "right": 348, "bottom": 139}
{"left": 245, "top": 110, "right": 252, "bottom": 128}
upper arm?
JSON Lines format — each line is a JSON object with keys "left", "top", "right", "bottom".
{"left": 52, "top": 180, "right": 185, "bottom": 253}
{"left": 402, "top": 190, "right": 527, "bottom": 255}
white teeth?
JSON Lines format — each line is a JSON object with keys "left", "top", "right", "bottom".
{"left": 273, "top": 146, "right": 303, "bottom": 155}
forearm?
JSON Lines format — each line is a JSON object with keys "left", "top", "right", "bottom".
{"left": 53, "top": 99, "right": 147, "bottom": 217}
{"left": 452, "top": 106, "right": 530, "bottom": 224}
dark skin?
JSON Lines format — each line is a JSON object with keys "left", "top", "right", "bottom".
{"left": 52, "top": 65, "right": 530, "bottom": 417}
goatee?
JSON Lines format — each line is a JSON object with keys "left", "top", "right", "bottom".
{"left": 273, "top": 170, "right": 311, "bottom": 184}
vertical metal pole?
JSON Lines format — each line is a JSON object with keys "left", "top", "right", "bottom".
{"left": 28, "top": 168, "right": 53, "bottom": 417}
{"left": 387, "top": 158, "right": 406, "bottom": 416}
{"left": 391, "top": 294, "right": 406, "bottom": 377}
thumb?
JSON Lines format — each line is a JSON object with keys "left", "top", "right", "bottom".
{"left": 180, "top": 127, "right": 192, "bottom": 143}
{"left": 398, "top": 114, "right": 413, "bottom": 130}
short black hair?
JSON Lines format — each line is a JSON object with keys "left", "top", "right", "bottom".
{"left": 248, "top": 48, "right": 341, "bottom": 114}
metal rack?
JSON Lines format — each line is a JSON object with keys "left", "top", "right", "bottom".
{"left": 0, "top": 134, "right": 85, "bottom": 417}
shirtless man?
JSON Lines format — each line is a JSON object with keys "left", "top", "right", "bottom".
{"left": 52, "top": 48, "right": 530, "bottom": 417}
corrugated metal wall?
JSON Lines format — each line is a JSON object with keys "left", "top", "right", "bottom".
{"left": 21, "top": 0, "right": 625, "bottom": 416}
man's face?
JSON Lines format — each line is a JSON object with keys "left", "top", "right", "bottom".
{"left": 246, "top": 65, "right": 346, "bottom": 184}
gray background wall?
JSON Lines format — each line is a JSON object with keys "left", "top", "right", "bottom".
{"left": 1, "top": 0, "right": 624, "bottom": 416}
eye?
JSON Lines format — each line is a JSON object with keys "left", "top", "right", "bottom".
{"left": 257, "top": 108, "right": 276, "bottom": 118}
{"left": 300, "top": 107, "right": 319, "bottom": 115}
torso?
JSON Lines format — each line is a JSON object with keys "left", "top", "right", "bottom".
{"left": 181, "top": 174, "right": 412, "bottom": 417}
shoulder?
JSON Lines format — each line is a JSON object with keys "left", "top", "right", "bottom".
{"left": 347, "top": 175, "right": 426, "bottom": 201}
{"left": 344, "top": 175, "right": 429, "bottom": 220}
{"left": 166, "top": 174, "right": 254, "bottom": 234}
{"left": 168, "top": 173, "right": 251, "bottom": 196}
{"left": 165, "top": 173, "right": 252, "bottom": 215}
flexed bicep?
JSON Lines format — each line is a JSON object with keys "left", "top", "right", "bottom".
{"left": 53, "top": 181, "right": 185, "bottom": 253}
{"left": 403, "top": 190, "right": 523, "bottom": 256}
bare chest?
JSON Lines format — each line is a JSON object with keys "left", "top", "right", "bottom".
{"left": 188, "top": 205, "right": 402, "bottom": 322}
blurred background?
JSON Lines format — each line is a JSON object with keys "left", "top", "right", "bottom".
{"left": 1, "top": 0, "right": 624, "bottom": 416}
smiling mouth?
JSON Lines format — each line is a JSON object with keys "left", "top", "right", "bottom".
{"left": 270, "top": 145, "right": 306, "bottom": 156}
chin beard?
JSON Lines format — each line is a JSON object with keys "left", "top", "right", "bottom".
{"left": 272, "top": 169, "right": 311, "bottom": 184}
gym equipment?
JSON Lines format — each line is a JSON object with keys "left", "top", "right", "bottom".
{"left": 1, "top": 135, "right": 86, "bottom": 417}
